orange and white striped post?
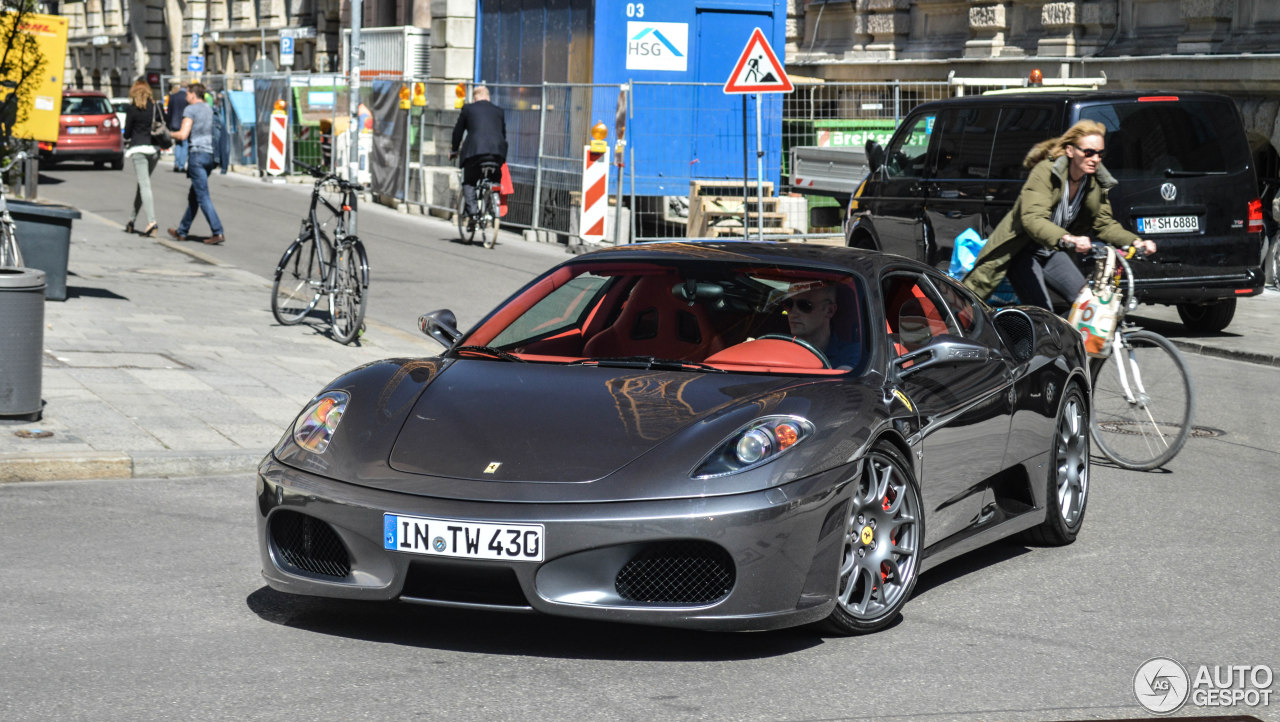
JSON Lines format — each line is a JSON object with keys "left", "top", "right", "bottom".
{"left": 579, "top": 122, "right": 609, "bottom": 242}
{"left": 266, "top": 99, "right": 287, "bottom": 176}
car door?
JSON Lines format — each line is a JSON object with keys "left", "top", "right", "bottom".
{"left": 882, "top": 268, "right": 1014, "bottom": 546}
{"left": 924, "top": 105, "right": 1000, "bottom": 271}
{"left": 861, "top": 113, "right": 936, "bottom": 259}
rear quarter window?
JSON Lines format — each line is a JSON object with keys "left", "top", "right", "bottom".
{"left": 1080, "top": 100, "right": 1249, "bottom": 180}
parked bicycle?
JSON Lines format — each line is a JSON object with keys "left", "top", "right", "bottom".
{"left": 271, "top": 161, "right": 369, "bottom": 344}
{"left": 0, "top": 149, "right": 24, "bottom": 269}
{"left": 1074, "top": 242, "right": 1195, "bottom": 470}
{"left": 455, "top": 160, "right": 501, "bottom": 249}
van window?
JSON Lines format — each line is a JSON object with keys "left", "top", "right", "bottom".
{"left": 990, "top": 106, "right": 1060, "bottom": 180}
{"left": 1081, "top": 100, "right": 1248, "bottom": 180}
{"left": 933, "top": 107, "right": 1000, "bottom": 179}
{"left": 884, "top": 114, "right": 935, "bottom": 179}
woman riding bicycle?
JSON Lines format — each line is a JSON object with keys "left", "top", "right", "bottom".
{"left": 962, "top": 120, "right": 1157, "bottom": 310}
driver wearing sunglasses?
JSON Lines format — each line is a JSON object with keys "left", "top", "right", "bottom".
{"left": 780, "top": 282, "right": 861, "bottom": 370}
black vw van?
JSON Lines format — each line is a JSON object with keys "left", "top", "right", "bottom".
{"left": 844, "top": 91, "right": 1265, "bottom": 332}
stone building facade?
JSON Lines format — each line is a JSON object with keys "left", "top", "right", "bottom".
{"left": 54, "top": 0, "right": 460, "bottom": 96}
{"left": 785, "top": 0, "right": 1280, "bottom": 162}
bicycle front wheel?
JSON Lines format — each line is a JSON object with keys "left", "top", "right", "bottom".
{"left": 480, "top": 188, "right": 500, "bottom": 249}
{"left": 271, "top": 231, "right": 322, "bottom": 325}
{"left": 1090, "top": 329, "right": 1194, "bottom": 470}
{"left": 330, "top": 239, "right": 368, "bottom": 344}
{"left": 455, "top": 190, "right": 475, "bottom": 244}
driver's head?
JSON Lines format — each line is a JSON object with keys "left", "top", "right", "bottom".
{"left": 782, "top": 282, "right": 836, "bottom": 339}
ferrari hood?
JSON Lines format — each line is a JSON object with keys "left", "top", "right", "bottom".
{"left": 387, "top": 360, "right": 795, "bottom": 482}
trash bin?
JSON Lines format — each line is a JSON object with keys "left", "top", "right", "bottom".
{"left": 8, "top": 199, "right": 81, "bottom": 301}
{"left": 0, "top": 267, "right": 45, "bottom": 420}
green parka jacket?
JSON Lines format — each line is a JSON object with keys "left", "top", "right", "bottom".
{"left": 962, "top": 155, "right": 1140, "bottom": 300}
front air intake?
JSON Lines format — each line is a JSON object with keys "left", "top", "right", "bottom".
{"left": 615, "top": 541, "right": 735, "bottom": 605}
{"left": 269, "top": 510, "right": 351, "bottom": 579}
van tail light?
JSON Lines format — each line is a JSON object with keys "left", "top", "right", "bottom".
{"left": 1247, "top": 198, "right": 1264, "bottom": 234}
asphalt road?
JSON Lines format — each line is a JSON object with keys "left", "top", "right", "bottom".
{"left": 3, "top": 346, "right": 1277, "bottom": 720}
{"left": 35, "top": 162, "right": 568, "bottom": 340}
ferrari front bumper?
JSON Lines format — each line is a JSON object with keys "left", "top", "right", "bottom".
{"left": 256, "top": 456, "right": 859, "bottom": 632}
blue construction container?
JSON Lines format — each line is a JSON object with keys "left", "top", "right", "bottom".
{"left": 476, "top": 0, "right": 787, "bottom": 198}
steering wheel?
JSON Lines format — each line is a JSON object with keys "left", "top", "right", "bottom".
{"left": 757, "top": 334, "right": 831, "bottom": 369}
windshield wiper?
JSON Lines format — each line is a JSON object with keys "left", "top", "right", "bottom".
{"left": 1164, "top": 169, "right": 1228, "bottom": 177}
{"left": 573, "top": 356, "right": 727, "bottom": 373}
{"left": 451, "top": 345, "right": 526, "bottom": 362}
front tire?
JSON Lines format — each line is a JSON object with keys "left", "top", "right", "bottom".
{"left": 1025, "top": 385, "right": 1089, "bottom": 546}
{"left": 1089, "top": 330, "right": 1193, "bottom": 471}
{"left": 1176, "top": 298, "right": 1235, "bottom": 333}
{"left": 822, "top": 443, "right": 922, "bottom": 635}
{"left": 329, "top": 240, "right": 368, "bottom": 345}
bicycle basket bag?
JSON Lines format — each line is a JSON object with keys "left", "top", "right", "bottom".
{"left": 150, "top": 104, "right": 174, "bottom": 150}
{"left": 1067, "top": 246, "right": 1123, "bottom": 357}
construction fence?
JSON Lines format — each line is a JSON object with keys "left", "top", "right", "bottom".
{"left": 180, "top": 74, "right": 1011, "bottom": 242}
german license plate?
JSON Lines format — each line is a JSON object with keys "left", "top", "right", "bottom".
{"left": 68, "top": 126, "right": 97, "bottom": 134}
{"left": 384, "top": 513, "right": 544, "bottom": 561}
{"left": 1136, "top": 215, "right": 1198, "bottom": 234}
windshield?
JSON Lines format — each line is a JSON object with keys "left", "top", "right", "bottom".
{"left": 62, "top": 96, "right": 114, "bottom": 115}
{"left": 461, "top": 260, "right": 871, "bottom": 375}
{"left": 1080, "top": 100, "right": 1249, "bottom": 180}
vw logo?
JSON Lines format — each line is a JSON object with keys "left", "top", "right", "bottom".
{"left": 1160, "top": 182, "right": 1177, "bottom": 201}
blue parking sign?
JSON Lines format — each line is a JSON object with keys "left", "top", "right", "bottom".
{"left": 187, "top": 55, "right": 204, "bottom": 73}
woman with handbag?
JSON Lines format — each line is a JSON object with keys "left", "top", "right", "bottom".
{"left": 962, "top": 120, "right": 1157, "bottom": 311}
{"left": 122, "top": 77, "right": 165, "bottom": 237}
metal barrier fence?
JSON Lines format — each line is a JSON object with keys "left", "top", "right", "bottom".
{"left": 173, "top": 74, "right": 1004, "bottom": 242}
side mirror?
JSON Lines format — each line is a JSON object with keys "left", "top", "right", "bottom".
{"left": 865, "top": 140, "right": 885, "bottom": 173}
{"left": 419, "top": 309, "right": 461, "bottom": 348}
{"left": 895, "top": 336, "right": 990, "bottom": 376}
{"left": 809, "top": 205, "right": 844, "bottom": 229}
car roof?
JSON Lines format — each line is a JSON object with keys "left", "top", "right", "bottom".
{"left": 565, "top": 240, "right": 923, "bottom": 278}
{"left": 910, "top": 89, "right": 1234, "bottom": 112}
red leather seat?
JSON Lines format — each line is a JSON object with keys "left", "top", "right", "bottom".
{"left": 583, "top": 275, "right": 725, "bottom": 360}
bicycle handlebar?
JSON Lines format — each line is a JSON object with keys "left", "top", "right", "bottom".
{"left": 0, "top": 150, "right": 28, "bottom": 174}
{"left": 292, "top": 160, "right": 363, "bottom": 192}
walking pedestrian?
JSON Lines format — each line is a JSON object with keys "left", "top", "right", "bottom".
{"left": 167, "top": 82, "right": 225, "bottom": 245}
{"left": 122, "top": 77, "right": 159, "bottom": 237}
{"left": 166, "top": 81, "right": 189, "bottom": 172}
{"left": 962, "top": 120, "right": 1156, "bottom": 310}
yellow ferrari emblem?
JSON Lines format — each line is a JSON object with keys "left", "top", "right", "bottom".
{"left": 860, "top": 526, "right": 874, "bottom": 545}
{"left": 891, "top": 389, "right": 914, "bottom": 412}
{"left": 484, "top": 462, "right": 502, "bottom": 474}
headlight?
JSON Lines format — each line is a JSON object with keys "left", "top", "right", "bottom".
{"left": 693, "top": 415, "right": 814, "bottom": 478}
{"left": 292, "top": 391, "right": 349, "bottom": 454}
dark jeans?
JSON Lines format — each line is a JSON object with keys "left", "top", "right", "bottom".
{"left": 462, "top": 159, "right": 501, "bottom": 216}
{"left": 1005, "top": 244, "right": 1087, "bottom": 311}
{"left": 177, "top": 151, "right": 223, "bottom": 236}
{"left": 173, "top": 138, "right": 188, "bottom": 171}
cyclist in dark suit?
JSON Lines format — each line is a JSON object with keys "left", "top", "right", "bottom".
{"left": 450, "top": 86, "right": 508, "bottom": 230}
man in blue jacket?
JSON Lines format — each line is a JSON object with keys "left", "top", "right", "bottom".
{"left": 165, "top": 81, "right": 189, "bottom": 172}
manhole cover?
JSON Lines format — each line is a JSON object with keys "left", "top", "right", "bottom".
{"left": 14, "top": 429, "right": 54, "bottom": 439}
{"left": 134, "top": 268, "right": 211, "bottom": 278}
{"left": 1096, "top": 421, "right": 1224, "bottom": 438}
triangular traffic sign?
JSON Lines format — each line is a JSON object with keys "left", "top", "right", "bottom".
{"left": 724, "top": 27, "right": 793, "bottom": 94}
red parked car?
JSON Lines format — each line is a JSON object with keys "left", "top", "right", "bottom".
{"left": 38, "top": 89, "right": 123, "bottom": 169}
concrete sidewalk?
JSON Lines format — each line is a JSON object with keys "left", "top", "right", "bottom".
{"left": 2, "top": 204, "right": 1277, "bottom": 482}
{"left": 1, "top": 206, "right": 440, "bottom": 482}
